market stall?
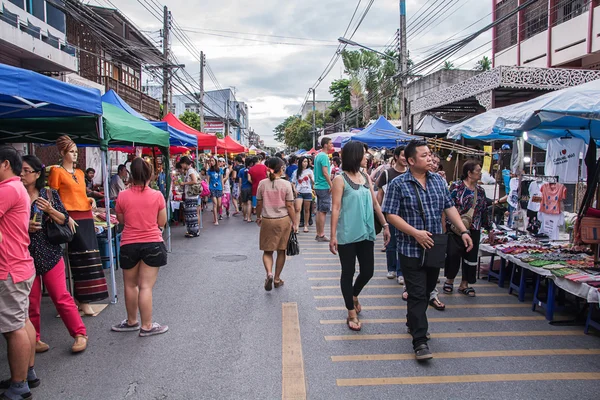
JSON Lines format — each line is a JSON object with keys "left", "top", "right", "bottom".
{"left": 343, "top": 115, "right": 418, "bottom": 148}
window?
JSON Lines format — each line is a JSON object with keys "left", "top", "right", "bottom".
{"left": 523, "top": 0, "right": 548, "bottom": 40}
{"left": 26, "top": 0, "right": 45, "bottom": 20}
{"left": 495, "top": 0, "right": 518, "bottom": 52}
{"left": 7, "top": 0, "right": 24, "bottom": 9}
{"left": 554, "top": 0, "right": 588, "bottom": 26}
{"left": 46, "top": 2, "right": 66, "bottom": 33}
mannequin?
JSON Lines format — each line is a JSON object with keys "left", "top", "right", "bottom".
{"left": 48, "top": 136, "right": 108, "bottom": 315}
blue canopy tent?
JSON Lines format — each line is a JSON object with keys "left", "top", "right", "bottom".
{"left": 447, "top": 105, "right": 520, "bottom": 142}
{"left": 101, "top": 90, "right": 197, "bottom": 147}
{"left": 343, "top": 116, "right": 417, "bottom": 148}
{"left": 0, "top": 63, "right": 118, "bottom": 303}
{"left": 492, "top": 79, "right": 600, "bottom": 147}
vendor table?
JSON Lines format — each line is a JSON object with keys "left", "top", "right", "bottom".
{"left": 479, "top": 243, "right": 600, "bottom": 331}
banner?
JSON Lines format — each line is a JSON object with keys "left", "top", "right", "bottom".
{"left": 204, "top": 121, "right": 224, "bottom": 135}
{"left": 483, "top": 145, "right": 492, "bottom": 173}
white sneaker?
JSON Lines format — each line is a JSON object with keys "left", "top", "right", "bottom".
{"left": 386, "top": 271, "right": 396, "bottom": 279}
{"left": 397, "top": 276, "right": 404, "bottom": 285}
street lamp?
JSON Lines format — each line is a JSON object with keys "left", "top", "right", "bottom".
{"left": 338, "top": 37, "right": 397, "bottom": 63}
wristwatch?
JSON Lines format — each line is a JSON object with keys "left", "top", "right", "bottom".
{"left": 461, "top": 231, "right": 471, "bottom": 236}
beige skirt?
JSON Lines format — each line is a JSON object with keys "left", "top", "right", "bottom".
{"left": 260, "top": 216, "right": 292, "bottom": 251}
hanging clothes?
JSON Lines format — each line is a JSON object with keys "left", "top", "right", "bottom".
{"left": 544, "top": 138, "right": 587, "bottom": 184}
{"left": 540, "top": 182, "right": 567, "bottom": 215}
{"left": 527, "top": 181, "right": 542, "bottom": 212}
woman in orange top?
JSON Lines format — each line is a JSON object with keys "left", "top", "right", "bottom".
{"left": 48, "top": 136, "right": 108, "bottom": 316}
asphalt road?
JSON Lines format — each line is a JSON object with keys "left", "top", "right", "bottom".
{"left": 0, "top": 211, "right": 599, "bottom": 399}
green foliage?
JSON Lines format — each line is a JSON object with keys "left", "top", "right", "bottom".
{"left": 328, "top": 79, "right": 352, "bottom": 118}
{"left": 273, "top": 116, "right": 297, "bottom": 143}
{"left": 443, "top": 60, "right": 455, "bottom": 70}
{"left": 284, "top": 117, "right": 313, "bottom": 150}
{"left": 476, "top": 56, "right": 492, "bottom": 71}
{"left": 216, "top": 132, "right": 224, "bottom": 139}
{"left": 179, "top": 110, "right": 201, "bottom": 131}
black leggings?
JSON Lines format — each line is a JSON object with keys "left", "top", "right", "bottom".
{"left": 338, "top": 240, "right": 374, "bottom": 310}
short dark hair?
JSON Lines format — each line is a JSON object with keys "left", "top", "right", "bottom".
{"left": 321, "top": 137, "right": 332, "bottom": 148}
{"left": 332, "top": 156, "right": 341, "bottom": 167}
{"left": 461, "top": 159, "right": 481, "bottom": 180}
{"left": 117, "top": 164, "right": 127, "bottom": 173}
{"left": 404, "top": 140, "right": 428, "bottom": 164}
{"left": 180, "top": 156, "right": 192, "bottom": 166}
{"left": 394, "top": 145, "right": 406, "bottom": 159}
{"left": 130, "top": 157, "right": 153, "bottom": 189}
{"left": 288, "top": 155, "right": 297, "bottom": 164}
{"left": 0, "top": 145, "right": 22, "bottom": 176}
{"left": 22, "top": 155, "right": 45, "bottom": 190}
{"left": 235, "top": 155, "right": 243, "bottom": 163}
{"left": 175, "top": 162, "right": 182, "bottom": 170}
{"left": 86, "top": 168, "right": 95, "bottom": 174}
{"left": 245, "top": 157, "right": 254, "bottom": 168}
{"left": 332, "top": 151, "right": 340, "bottom": 158}
{"left": 341, "top": 142, "right": 364, "bottom": 173}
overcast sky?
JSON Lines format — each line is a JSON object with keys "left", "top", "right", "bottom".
{"left": 91, "top": 0, "right": 492, "bottom": 146}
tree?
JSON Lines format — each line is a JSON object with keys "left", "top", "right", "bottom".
{"left": 328, "top": 79, "right": 352, "bottom": 118}
{"left": 284, "top": 118, "right": 313, "bottom": 150}
{"left": 443, "top": 60, "right": 455, "bottom": 70}
{"left": 475, "top": 56, "right": 492, "bottom": 71}
{"left": 273, "top": 116, "right": 297, "bottom": 143}
{"left": 179, "top": 110, "right": 201, "bottom": 131}
{"left": 216, "top": 132, "right": 224, "bottom": 139}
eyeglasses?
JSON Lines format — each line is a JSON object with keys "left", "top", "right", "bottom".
{"left": 21, "top": 169, "right": 38, "bottom": 175}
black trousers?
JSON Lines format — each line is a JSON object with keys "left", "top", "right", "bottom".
{"left": 338, "top": 240, "right": 374, "bottom": 310}
{"left": 400, "top": 254, "right": 439, "bottom": 349}
{"left": 444, "top": 230, "right": 481, "bottom": 284}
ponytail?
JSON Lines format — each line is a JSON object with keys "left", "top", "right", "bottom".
{"left": 269, "top": 170, "right": 276, "bottom": 181}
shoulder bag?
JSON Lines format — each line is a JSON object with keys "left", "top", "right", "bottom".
{"left": 450, "top": 184, "right": 477, "bottom": 236}
{"left": 410, "top": 181, "right": 448, "bottom": 269}
{"left": 43, "top": 188, "right": 74, "bottom": 245}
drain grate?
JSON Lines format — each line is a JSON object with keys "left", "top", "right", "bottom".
{"left": 213, "top": 255, "right": 248, "bottom": 262}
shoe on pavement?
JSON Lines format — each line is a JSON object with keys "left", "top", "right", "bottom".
{"left": 397, "top": 276, "right": 404, "bottom": 285}
{"left": 414, "top": 344, "right": 433, "bottom": 360}
{"left": 71, "top": 335, "right": 87, "bottom": 353}
{"left": 35, "top": 340, "right": 49, "bottom": 353}
{"left": 0, "top": 378, "right": 40, "bottom": 390}
{"left": 111, "top": 320, "right": 141, "bottom": 332}
{"left": 139, "top": 322, "right": 169, "bottom": 337}
{"left": 315, "top": 235, "right": 330, "bottom": 242}
{"left": 386, "top": 271, "right": 396, "bottom": 279}
{"left": 0, "top": 390, "right": 32, "bottom": 399}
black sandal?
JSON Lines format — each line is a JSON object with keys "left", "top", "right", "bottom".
{"left": 429, "top": 298, "right": 446, "bottom": 311}
{"left": 458, "top": 287, "right": 476, "bottom": 297}
{"left": 443, "top": 281, "right": 454, "bottom": 293}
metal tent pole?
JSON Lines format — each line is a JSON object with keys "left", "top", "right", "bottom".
{"left": 99, "top": 116, "right": 118, "bottom": 304}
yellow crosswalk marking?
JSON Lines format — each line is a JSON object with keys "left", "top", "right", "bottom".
{"left": 324, "top": 330, "right": 584, "bottom": 341}
{"left": 316, "top": 304, "right": 531, "bottom": 311}
{"left": 320, "top": 316, "right": 546, "bottom": 324}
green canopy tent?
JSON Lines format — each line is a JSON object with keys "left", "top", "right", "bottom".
{"left": 0, "top": 102, "right": 170, "bottom": 303}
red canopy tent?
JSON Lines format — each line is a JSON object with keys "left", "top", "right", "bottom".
{"left": 218, "top": 135, "right": 246, "bottom": 153}
{"left": 162, "top": 112, "right": 218, "bottom": 149}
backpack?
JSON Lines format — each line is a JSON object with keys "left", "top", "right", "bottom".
{"left": 200, "top": 180, "right": 210, "bottom": 197}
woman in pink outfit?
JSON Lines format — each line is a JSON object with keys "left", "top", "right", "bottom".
{"left": 21, "top": 155, "right": 87, "bottom": 354}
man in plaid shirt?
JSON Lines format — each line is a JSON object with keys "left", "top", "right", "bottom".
{"left": 382, "top": 140, "right": 473, "bottom": 361}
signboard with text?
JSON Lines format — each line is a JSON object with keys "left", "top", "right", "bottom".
{"left": 204, "top": 121, "right": 224, "bottom": 135}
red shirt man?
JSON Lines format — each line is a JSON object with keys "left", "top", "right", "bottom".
{"left": 249, "top": 163, "right": 268, "bottom": 197}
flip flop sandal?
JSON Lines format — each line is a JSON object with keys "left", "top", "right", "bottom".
{"left": 353, "top": 299, "right": 362, "bottom": 314}
{"left": 346, "top": 317, "right": 361, "bottom": 331}
{"left": 274, "top": 279, "right": 285, "bottom": 288}
{"left": 458, "top": 287, "right": 476, "bottom": 297}
{"left": 443, "top": 282, "right": 454, "bottom": 293}
{"left": 264, "top": 274, "right": 274, "bottom": 291}
{"left": 429, "top": 298, "right": 446, "bottom": 311}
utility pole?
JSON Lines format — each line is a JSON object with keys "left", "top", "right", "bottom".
{"left": 225, "top": 99, "right": 229, "bottom": 137}
{"left": 199, "top": 51, "right": 205, "bottom": 131}
{"left": 399, "top": 1, "right": 408, "bottom": 133}
{"left": 162, "top": 5, "right": 169, "bottom": 115}
{"left": 312, "top": 88, "right": 316, "bottom": 149}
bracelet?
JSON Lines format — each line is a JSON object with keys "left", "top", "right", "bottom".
{"left": 382, "top": 223, "right": 389, "bottom": 228}
{"left": 461, "top": 231, "right": 471, "bottom": 236}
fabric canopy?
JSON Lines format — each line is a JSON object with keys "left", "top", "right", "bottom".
{"left": 447, "top": 106, "right": 518, "bottom": 142}
{"left": 491, "top": 79, "right": 600, "bottom": 147}
{"left": 0, "top": 63, "right": 102, "bottom": 119}
{"left": 322, "top": 132, "right": 353, "bottom": 147}
{"left": 415, "top": 115, "right": 465, "bottom": 137}
{"left": 218, "top": 135, "right": 246, "bottom": 153}
{"left": 344, "top": 116, "right": 416, "bottom": 148}
{"left": 162, "top": 112, "right": 218, "bottom": 148}
{"left": 102, "top": 90, "right": 197, "bottom": 147}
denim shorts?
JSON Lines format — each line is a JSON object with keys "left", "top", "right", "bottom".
{"left": 120, "top": 242, "right": 167, "bottom": 269}
{"left": 315, "top": 189, "right": 331, "bottom": 213}
{"left": 296, "top": 192, "right": 312, "bottom": 201}
{"left": 210, "top": 189, "right": 223, "bottom": 198}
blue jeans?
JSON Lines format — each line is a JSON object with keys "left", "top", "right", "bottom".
{"left": 386, "top": 228, "right": 402, "bottom": 276}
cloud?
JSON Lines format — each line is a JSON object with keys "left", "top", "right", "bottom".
{"left": 91, "top": 0, "right": 492, "bottom": 146}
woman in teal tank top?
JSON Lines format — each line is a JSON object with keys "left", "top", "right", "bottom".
{"left": 330, "top": 142, "right": 390, "bottom": 331}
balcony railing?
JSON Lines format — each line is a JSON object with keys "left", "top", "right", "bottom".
{"left": 103, "top": 76, "right": 161, "bottom": 120}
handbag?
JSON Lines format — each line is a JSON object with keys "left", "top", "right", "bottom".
{"left": 410, "top": 182, "right": 448, "bottom": 269}
{"left": 287, "top": 230, "right": 300, "bottom": 256}
{"left": 43, "top": 188, "right": 74, "bottom": 245}
{"left": 450, "top": 184, "right": 478, "bottom": 236}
